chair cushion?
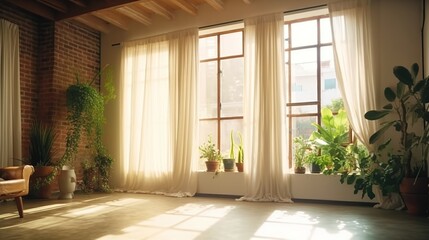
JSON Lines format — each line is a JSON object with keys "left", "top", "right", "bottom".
{"left": 0, "top": 179, "right": 25, "bottom": 195}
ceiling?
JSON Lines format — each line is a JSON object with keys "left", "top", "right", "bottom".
{"left": 6, "top": 0, "right": 252, "bottom": 33}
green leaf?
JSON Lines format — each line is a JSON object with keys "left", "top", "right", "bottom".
{"left": 364, "top": 110, "right": 391, "bottom": 120}
{"left": 396, "top": 82, "right": 406, "bottom": 98}
{"left": 411, "top": 63, "right": 419, "bottom": 79}
{"left": 413, "top": 79, "right": 426, "bottom": 92}
{"left": 384, "top": 87, "right": 396, "bottom": 102}
{"left": 421, "top": 80, "right": 429, "bottom": 104}
{"left": 346, "top": 174, "right": 356, "bottom": 185}
{"left": 382, "top": 103, "right": 393, "bottom": 110}
{"left": 369, "top": 121, "right": 395, "bottom": 144}
{"left": 393, "top": 65, "right": 413, "bottom": 86}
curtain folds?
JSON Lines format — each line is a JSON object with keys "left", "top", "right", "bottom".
{"left": 328, "top": 0, "right": 377, "bottom": 151}
{"left": 0, "top": 19, "right": 21, "bottom": 167}
{"left": 239, "top": 13, "right": 292, "bottom": 202}
{"left": 119, "top": 29, "right": 198, "bottom": 196}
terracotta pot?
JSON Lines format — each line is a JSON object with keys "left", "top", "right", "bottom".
{"left": 400, "top": 177, "right": 428, "bottom": 216}
{"left": 205, "top": 161, "right": 220, "bottom": 172}
{"left": 294, "top": 167, "right": 306, "bottom": 174}
{"left": 236, "top": 162, "right": 244, "bottom": 172}
{"left": 30, "top": 166, "right": 55, "bottom": 199}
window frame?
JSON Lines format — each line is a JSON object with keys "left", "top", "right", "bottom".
{"left": 199, "top": 28, "right": 245, "bottom": 152}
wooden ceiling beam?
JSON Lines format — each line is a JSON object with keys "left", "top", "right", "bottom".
{"left": 117, "top": 6, "right": 152, "bottom": 25}
{"left": 69, "top": 0, "right": 87, "bottom": 7}
{"left": 56, "top": 0, "right": 151, "bottom": 20}
{"left": 74, "top": 14, "right": 110, "bottom": 33}
{"left": 92, "top": 10, "right": 130, "bottom": 31}
{"left": 204, "top": 0, "right": 224, "bottom": 10}
{"left": 5, "top": 0, "right": 55, "bottom": 20}
{"left": 170, "top": 0, "right": 197, "bottom": 16}
{"left": 140, "top": 1, "right": 173, "bottom": 20}
{"left": 38, "top": 0, "right": 68, "bottom": 13}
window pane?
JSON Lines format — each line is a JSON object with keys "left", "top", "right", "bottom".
{"left": 220, "top": 57, "right": 244, "bottom": 117}
{"left": 199, "top": 61, "right": 218, "bottom": 118}
{"left": 291, "top": 48, "right": 317, "bottom": 103}
{"left": 320, "top": 46, "right": 340, "bottom": 108}
{"left": 199, "top": 36, "right": 217, "bottom": 60}
{"left": 291, "top": 20, "right": 317, "bottom": 48}
{"left": 291, "top": 116, "right": 318, "bottom": 139}
{"left": 320, "top": 18, "right": 332, "bottom": 44}
{"left": 220, "top": 119, "right": 243, "bottom": 155}
{"left": 220, "top": 31, "right": 243, "bottom": 57}
{"left": 290, "top": 105, "right": 318, "bottom": 114}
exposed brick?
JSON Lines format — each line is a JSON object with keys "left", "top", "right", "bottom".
{"left": 1, "top": 3, "right": 101, "bottom": 187}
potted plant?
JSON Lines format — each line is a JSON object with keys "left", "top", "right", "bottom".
{"left": 293, "top": 136, "right": 311, "bottom": 174}
{"left": 345, "top": 63, "right": 429, "bottom": 215}
{"left": 199, "top": 135, "right": 222, "bottom": 172}
{"left": 59, "top": 65, "right": 115, "bottom": 196}
{"left": 26, "top": 120, "right": 57, "bottom": 199}
{"left": 236, "top": 131, "right": 244, "bottom": 172}
{"left": 223, "top": 131, "right": 236, "bottom": 172}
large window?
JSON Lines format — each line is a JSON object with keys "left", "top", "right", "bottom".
{"left": 285, "top": 11, "right": 343, "bottom": 165}
{"left": 198, "top": 25, "right": 244, "bottom": 169}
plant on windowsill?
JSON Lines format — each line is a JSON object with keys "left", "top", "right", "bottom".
{"left": 342, "top": 63, "right": 429, "bottom": 215}
{"left": 236, "top": 131, "right": 244, "bottom": 172}
{"left": 25, "top": 120, "right": 57, "bottom": 199}
{"left": 199, "top": 135, "right": 223, "bottom": 172}
{"left": 60, "top": 65, "right": 116, "bottom": 193}
{"left": 223, "top": 131, "right": 236, "bottom": 172}
{"left": 293, "top": 136, "right": 311, "bottom": 174}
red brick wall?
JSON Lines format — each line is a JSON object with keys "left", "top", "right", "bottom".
{"left": 1, "top": 4, "right": 101, "bottom": 181}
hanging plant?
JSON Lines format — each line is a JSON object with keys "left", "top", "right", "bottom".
{"left": 60, "top": 65, "right": 115, "bottom": 192}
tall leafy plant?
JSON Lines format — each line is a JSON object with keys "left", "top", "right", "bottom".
{"left": 28, "top": 120, "right": 57, "bottom": 166}
{"left": 342, "top": 63, "right": 429, "bottom": 199}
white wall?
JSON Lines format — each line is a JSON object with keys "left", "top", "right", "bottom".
{"left": 101, "top": 0, "right": 423, "bottom": 199}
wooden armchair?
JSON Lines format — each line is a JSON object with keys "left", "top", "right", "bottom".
{"left": 0, "top": 165, "right": 34, "bottom": 218}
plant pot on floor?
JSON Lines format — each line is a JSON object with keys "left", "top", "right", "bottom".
{"left": 400, "top": 177, "right": 429, "bottom": 216}
{"left": 58, "top": 166, "right": 76, "bottom": 199}
{"left": 205, "top": 161, "right": 220, "bottom": 172}
{"left": 29, "top": 166, "right": 55, "bottom": 199}
{"left": 223, "top": 158, "right": 235, "bottom": 172}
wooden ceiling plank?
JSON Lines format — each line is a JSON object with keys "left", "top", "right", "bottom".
{"left": 170, "top": 0, "right": 197, "bottom": 15}
{"left": 204, "top": 0, "right": 224, "bottom": 10}
{"left": 69, "top": 0, "right": 87, "bottom": 7}
{"left": 243, "top": 0, "right": 252, "bottom": 3}
{"left": 5, "top": 0, "right": 55, "bottom": 20}
{"left": 140, "top": 1, "right": 173, "bottom": 20}
{"left": 117, "top": 6, "right": 152, "bottom": 25}
{"left": 38, "top": 0, "right": 68, "bottom": 13}
{"left": 74, "top": 15, "right": 110, "bottom": 33}
{"left": 57, "top": 0, "right": 151, "bottom": 20}
{"left": 92, "top": 10, "right": 130, "bottom": 31}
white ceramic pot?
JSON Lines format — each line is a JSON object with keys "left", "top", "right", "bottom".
{"left": 58, "top": 166, "right": 76, "bottom": 199}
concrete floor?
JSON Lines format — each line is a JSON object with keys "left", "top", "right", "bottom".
{"left": 0, "top": 192, "right": 428, "bottom": 240}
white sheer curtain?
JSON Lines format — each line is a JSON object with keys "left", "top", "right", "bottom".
{"left": 119, "top": 29, "right": 198, "bottom": 196}
{"left": 239, "top": 13, "right": 292, "bottom": 202}
{"left": 0, "top": 19, "right": 22, "bottom": 167}
{"left": 329, "top": 0, "right": 377, "bottom": 151}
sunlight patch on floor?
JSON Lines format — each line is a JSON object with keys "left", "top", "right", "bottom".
{"left": 252, "top": 210, "right": 354, "bottom": 240}
{"left": 98, "top": 203, "right": 236, "bottom": 240}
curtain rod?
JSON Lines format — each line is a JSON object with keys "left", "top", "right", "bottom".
{"left": 198, "top": 4, "right": 327, "bottom": 30}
